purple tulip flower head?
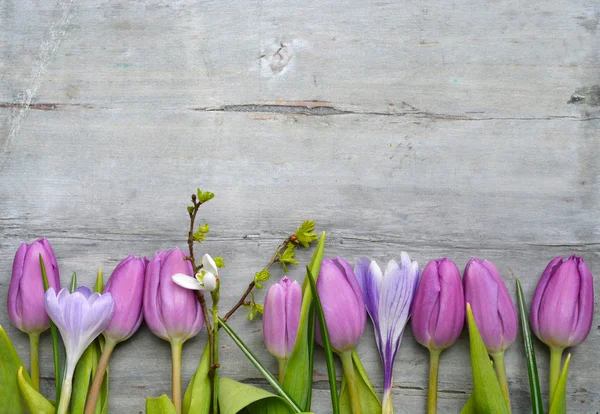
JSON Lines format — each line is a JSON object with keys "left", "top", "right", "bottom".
{"left": 8, "top": 238, "right": 61, "bottom": 334}
{"left": 263, "top": 277, "right": 302, "bottom": 361}
{"left": 412, "top": 258, "right": 464, "bottom": 351}
{"left": 45, "top": 286, "right": 114, "bottom": 414}
{"left": 463, "top": 258, "right": 517, "bottom": 355}
{"left": 315, "top": 257, "right": 367, "bottom": 353}
{"left": 143, "top": 248, "right": 204, "bottom": 343}
{"left": 530, "top": 255, "right": 594, "bottom": 349}
{"left": 354, "top": 252, "right": 420, "bottom": 411}
{"left": 103, "top": 255, "right": 148, "bottom": 344}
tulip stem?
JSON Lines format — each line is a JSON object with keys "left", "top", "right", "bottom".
{"left": 28, "top": 332, "right": 40, "bottom": 391}
{"left": 549, "top": 347, "right": 564, "bottom": 402}
{"left": 427, "top": 349, "right": 441, "bottom": 414}
{"left": 171, "top": 340, "right": 183, "bottom": 414}
{"left": 340, "top": 351, "right": 362, "bottom": 414}
{"left": 492, "top": 353, "right": 511, "bottom": 413}
{"left": 277, "top": 358, "right": 287, "bottom": 383}
{"left": 84, "top": 338, "right": 116, "bottom": 414}
{"left": 57, "top": 373, "right": 73, "bottom": 414}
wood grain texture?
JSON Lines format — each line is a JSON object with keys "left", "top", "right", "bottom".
{"left": 1, "top": 0, "right": 599, "bottom": 412}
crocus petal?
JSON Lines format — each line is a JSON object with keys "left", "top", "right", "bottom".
{"left": 354, "top": 257, "right": 382, "bottom": 331}
{"left": 172, "top": 273, "right": 203, "bottom": 290}
{"left": 378, "top": 257, "right": 420, "bottom": 390}
{"left": 202, "top": 254, "right": 219, "bottom": 276}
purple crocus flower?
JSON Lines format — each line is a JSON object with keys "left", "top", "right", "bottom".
{"left": 45, "top": 287, "right": 114, "bottom": 414}
{"left": 354, "top": 252, "right": 420, "bottom": 414}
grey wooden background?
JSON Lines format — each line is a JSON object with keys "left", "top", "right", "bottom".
{"left": 1, "top": 0, "right": 599, "bottom": 412}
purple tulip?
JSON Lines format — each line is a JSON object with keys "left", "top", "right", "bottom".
{"left": 263, "top": 277, "right": 302, "bottom": 360}
{"left": 8, "top": 238, "right": 61, "bottom": 334}
{"left": 530, "top": 255, "right": 594, "bottom": 349}
{"left": 45, "top": 287, "right": 114, "bottom": 414}
{"left": 412, "top": 258, "right": 464, "bottom": 351}
{"left": 464, "top": 258, "right": 517, "bottom": 355}
{"left": 355, "top": 252, "right": 420, "bottom": 414}
{"left": 103, "top": 255, "right": 148, "bottom": 343}
{"left": 143, "top": 248, "right": 204, "bottom": 343}
{"left": 315, "top": 257, "right": 366, "bottom": 353}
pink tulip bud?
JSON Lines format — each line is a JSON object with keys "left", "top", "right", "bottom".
{"left": 530, "top": 255, "right": 594, "bottom": 349}
{"left": 315, "top": 257, "right": 366, "bottom": 353}
{"left": 412, "top": 258, "right": 465, "bottom": 351}
{"left": 8, "top": 238, "right": 61, "bottom": 334}
{"left": 103, "top": 255, "right": 148, "bottom": 343}
{"left": 143, "top": 248, "right": 204, "bottom": 343}
{"left": 464, "top": 258, "right": 517, "bottom": 355}
{"left": 263, "top": 277, "right": 302, "bottom": 360}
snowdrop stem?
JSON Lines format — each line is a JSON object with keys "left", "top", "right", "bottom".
{"left": 28, "top": 332, "right": 40, "bottom": 391}
{"left": 57, "top": 371, "right": 73, "bottom": 414}
{"left": 340, "top": 351, "right": 362, "bottom": 414}
{"left": 171, "top": 340, "right": 184, "bottom": 414}
{"left": 427, "top": 349, "right": 441, "bottom": 414}
{"left": 84, "top": 338, "right": 117, "bottom": 414}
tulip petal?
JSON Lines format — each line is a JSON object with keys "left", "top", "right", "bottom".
{"left": 263, "top": 282, "right": 287, "bottom": 359}
{"left": 172, "top": 274, "right": 203, "bottom": 291}
{"left": 570, "top": 257, "right": 594, "bottom": 345}
{"left": 8, "top": 243, "right": 28, "bottom": 331}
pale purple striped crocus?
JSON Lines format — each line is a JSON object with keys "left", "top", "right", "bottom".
{"left": 45, "top": 287, "right": 115, "bottom": 414}
{"left": 354, "top": 252, "right": 420, "bottom": 414}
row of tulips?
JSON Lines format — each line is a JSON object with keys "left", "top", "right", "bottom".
{"left": 263, "top": 254, "right": 594, "bottom": 413}
{"left": 6, "top": 238, "right": 594, "bottom": 413}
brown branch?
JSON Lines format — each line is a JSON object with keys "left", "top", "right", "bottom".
{"left": 221, "top": 238, "right": 291, "bottom": 323}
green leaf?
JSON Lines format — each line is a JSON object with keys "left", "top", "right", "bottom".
{"left": 218, "top": 377, "right": 303, "bottom": 414}
{"left": 459, "top": 395, "right": 476, "bottom": 414}
{"left": 305, "top": 266, "right": 339, "bottom": 414}
{"left": 194, "top": 223, "right": 210, "bottom": 242}
{"left": 549, "top": 354, "right": 571, "bottom": 414}
{"left": 254, "top": 269, "right": 271, "bottom": 289}
{"left": 278, "top": 244, "right": 298, "bottom": 272}
{"left": 283, "top": 232, "right": 326, "bottom": 411}
{"left": 213, "top": 257, "right": 226, "bottom": 268}
{"left": 146, "top": 394, "right": 178, "bottom": 414}
{"left": 294, "top": 221, "right": 318, "bottom": 248}
{"left": 95, "top": 268, "right": 104, "bottom": 293}
{"left": 187, "top": 205, "right": 195, "bottom": 214}
{"left": 183, "top": 342, "right": 211, "bottom": 414}
{"left": 69, "top": 272, "right": 77, "bottom": 292}
{"left": 516, "top": 279, "right": 543, "bottom": 414}
{"left": 339, "top": 350, "right": 381, "bottom": 413}
{"left": 17, "top": 366, "right": 55, "bottom": 413}
{"left": 198, "top": 189, "right": 215, "bottom": 203}
{"left": 70, "top": 339, "right": 108, "bottom": 414}
{"left": 465, "top": 303, "right": 509, "bottom": 414}
{"left": 0, "top": 325, "right": 33, "bottom": 412}
{"left": 219, "top": 318, "right": 303, "bottom": 412}
{"left": 40, "top": 255, "right": 64, "bottom": 403}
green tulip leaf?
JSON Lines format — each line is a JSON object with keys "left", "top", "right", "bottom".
{"left": 459, "top": 395, "right": 476, "bottom": 414}
{"left": 283, "top": 232, "right": 326, "bottom": 411}
{"left": 549, "top": 353, "right": 571, "bottom": 414}
{"left": 219, "top": 318, "right": 303, "bottom": 412}
{"left": 339, "top": 350, "right": 381, "bottom": 414}
{"left": 70, "top": 339, "right": 108, "bottom": 414}
{"left": 465, "top": 303, "right": 509, "bottom": 414}
{"left": 17, "top": 366, "right": 55, "bottom": 413}
{"left": 0, "top": 325, "right": 33, "bottom": 412}
{"left": 305, "top": 266, "right": 340, "bottom": 414}
{"left": 218, "top": 377, "right": 308, "bottom": 414}
{"left": 183, "top": 342, "right": 211, "bottom": 414}
{"left": 146, "top": 394, "right": 178, "bottom": 414}
{"left": 516, "top": 279, "right": 543, "bottom": 414}
{"left": 40, "top": 255, "right": 65, "bottom": 402}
